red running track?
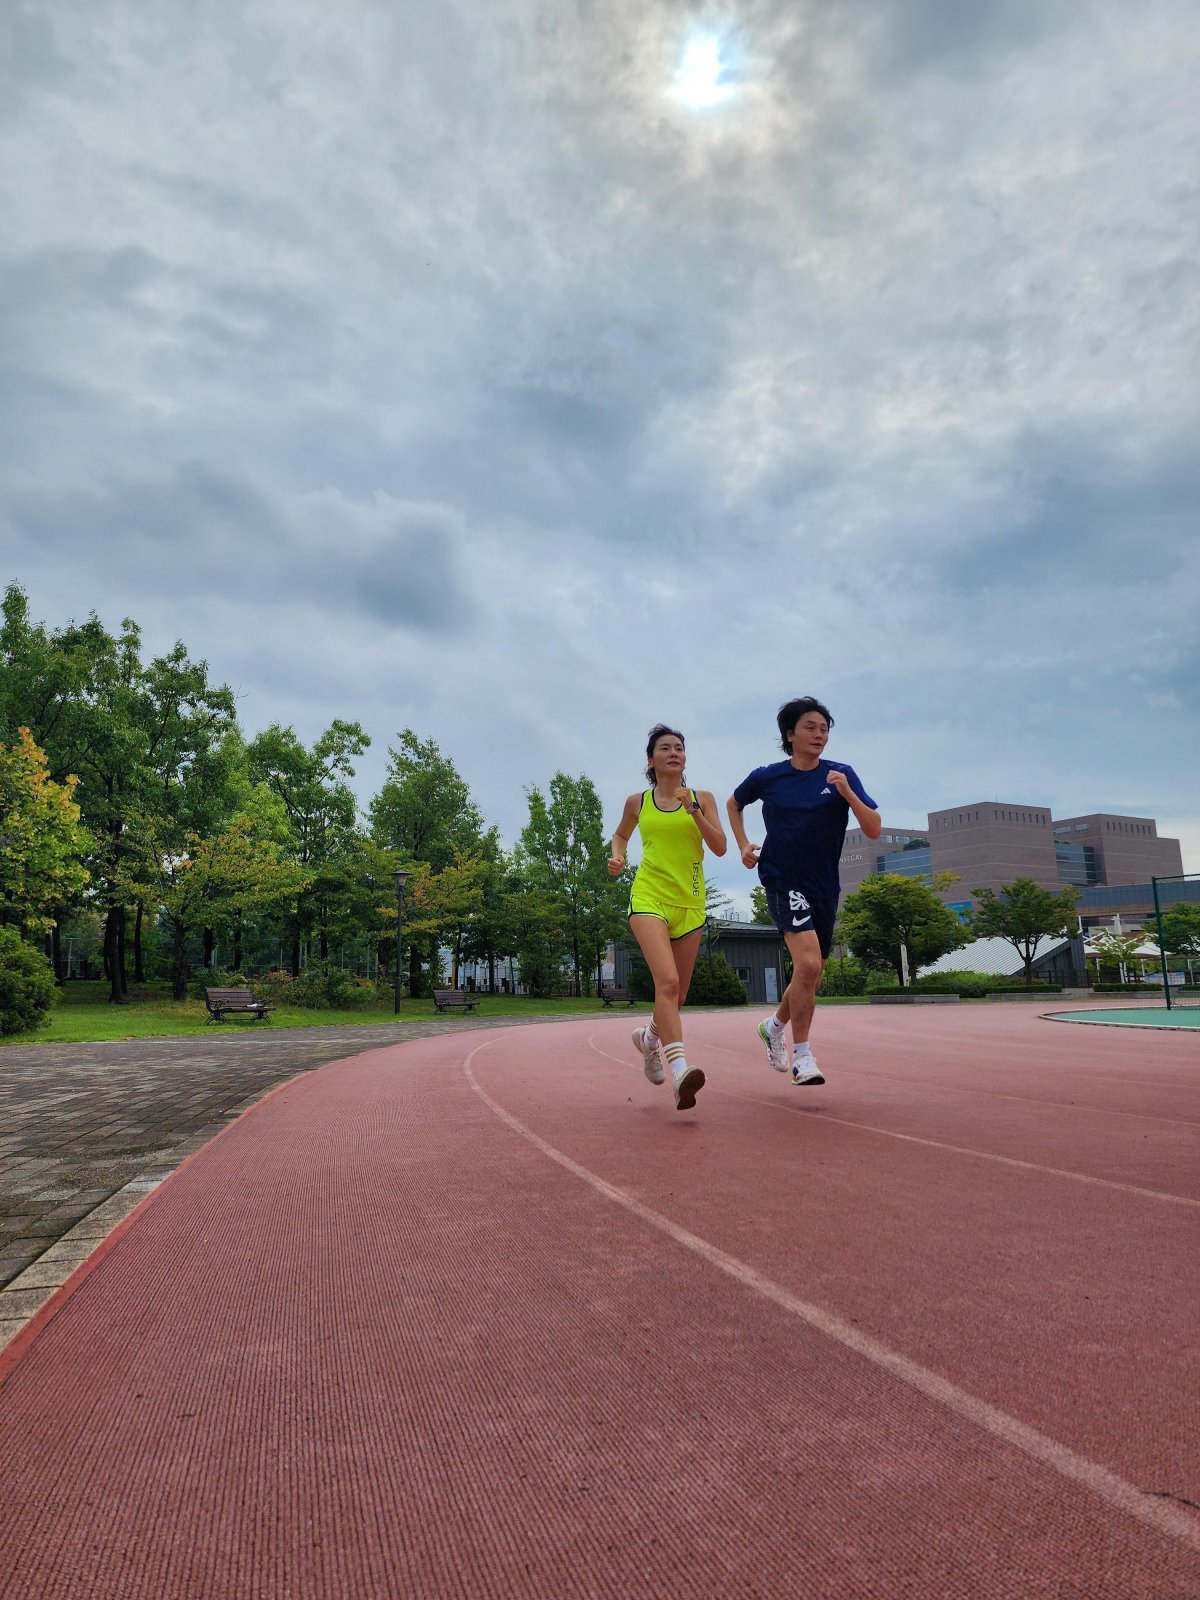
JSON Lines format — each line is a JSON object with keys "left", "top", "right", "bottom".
{"left": 1, "top": 1007, "right": 1197, "bottom": 1598}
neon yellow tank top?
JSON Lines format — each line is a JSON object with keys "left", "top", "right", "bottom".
{"left": 633, "top": 789, "right": 704, "bottom": 907}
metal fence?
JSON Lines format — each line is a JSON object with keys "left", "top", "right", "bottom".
{"left": 1152, "top": 874, "right": 1200, "bottom": 1009}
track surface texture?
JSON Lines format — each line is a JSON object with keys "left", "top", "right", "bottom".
{"left": 1, "top": 1008, "right": 1197, "bottom": 1599}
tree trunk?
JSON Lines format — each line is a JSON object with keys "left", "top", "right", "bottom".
{"left": 116, "top": 905, "right": 128, "bottom": 997}
{"left": 50, "top": 917, "right": 65, "bottom": 984}
{"left": 104, "top": 907, "right": 125, "bottom": 1003}
{"left": 134, "top": 901, "right": 146, "bottom": 983}
{"left": 291, "top": 931, "right": 301, "bottom": 978}
{"left": 319, "top": 927, "right": 329, "bottom": 962}
{"left": 233, "top": 911, "right": 243, "bottom": 971}
{"left": 487, "top": 947, "right": 496, "bottom": 994}
{"left": 203, "top": 926, "right": 215, "bottom": 970}
{"left": 172, "top": 921, "right": 189, "bottom": 1001}
{"left": 408, "top": 941, "right": 422, "bottom": 999}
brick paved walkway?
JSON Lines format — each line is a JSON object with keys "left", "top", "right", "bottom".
{"left": 0, "top": 1014, "right": 576, "bottom": 1346}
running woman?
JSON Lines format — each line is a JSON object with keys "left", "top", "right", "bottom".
{"left": 727, "top": 697, "right": 880, "bottom": 1086}
{"left": 608, "top": 725, "right": 727, "bottom": 1110}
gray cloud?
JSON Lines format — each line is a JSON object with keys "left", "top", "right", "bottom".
{"left": 3, "top": 0, "right": 1197, "bottom": 894}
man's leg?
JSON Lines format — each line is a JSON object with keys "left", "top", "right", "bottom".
{"left": 782, "top": 928, "right": 823, "bottom": 1042}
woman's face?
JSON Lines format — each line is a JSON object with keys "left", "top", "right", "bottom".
{"left": 651, "top": 734, "right": 685, "bottom": 780}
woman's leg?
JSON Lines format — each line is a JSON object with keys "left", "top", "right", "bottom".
{"left": 629, "top": 915, "right": 684, "bottom": 1041}
{"left": 670, "top": 927, "right": 704, "bottom": 1011}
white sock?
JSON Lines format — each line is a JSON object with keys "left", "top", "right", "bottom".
{"left": 764, "top": 1014, "right": 785, "bottom": 1037}
{"left": 644, "top": 1020, "right": 660, "bottom": 1047}
{"left": 794, "top": 1041, "right": 812, "bottom": 1058}
{"left": 663, "top": 1041, "right": 687, "bottom": 1076}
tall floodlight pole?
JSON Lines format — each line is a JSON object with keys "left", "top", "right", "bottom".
{"left": 393, "top": 868, "right": 410, "bottom": 1015}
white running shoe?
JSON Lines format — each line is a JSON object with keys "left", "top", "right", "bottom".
{"left": 633, "top": 1026, "right": 665, "bottom": 1085}
{"left": 757, "top": 1019, "right": 789, "bottom": 1073}
{"left": 672, "top": 1062, "right": 705, "bottom": 1111}
{"left": 791, "top": 1052, "right": 825, "bottom": 1087}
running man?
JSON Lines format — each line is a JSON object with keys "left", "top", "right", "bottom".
{"left": 608, "top": 724, "right": 727, "bottom": 1110}
{"left": 727, "top": 697, "right": 880, "bottom": 1085}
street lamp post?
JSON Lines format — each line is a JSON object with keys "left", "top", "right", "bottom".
{"left": 393, "top": 869, "right": 410, "bottom": 1014}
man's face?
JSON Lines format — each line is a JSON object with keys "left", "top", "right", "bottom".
{"left": 789, "top": 714, "right": 829, "bottom": 758}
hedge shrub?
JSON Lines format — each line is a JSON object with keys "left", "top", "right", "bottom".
{"left": 818, "top": 955, "right": 871, "bottom": 996}
{"left": 0, "top": 927, "right": 58, "bottom": 1036}
{"left": 866, "top": 968, "right": 1062, "bottom": 998}
{"left": 1090, "top": 981, "right": 1165, "bottom": 994}
{"left": 685, "top": 953, "right": 748, "bottom": 1006}
{"left": 255, "top": 962, "right": 378, "bottom": 1009}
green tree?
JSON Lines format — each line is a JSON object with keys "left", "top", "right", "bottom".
{"left": 840, "top": 874, "right": 973, "bottom": 986}
{"left": 126, "top": 813, "right": 306, "bottom": 1000}
{"left": 404, "top": 848, "right": 490, "bottom": 987}
{"left": 369, "top": 730, "right": 484, "bottom": 995}
{"left": 519, "top": 772, "right": 622, "bottom": 996}
{"left": 750, "top": 885, "right": 773, "bottom": 926}
{"left": 326, "top": 834, "right": 402, "bottom": 987}
{"left": 0, "top": 589, "right": 238, "bottom": 998}
{"left": 970, "top": 878, "right": 1080, "bottom": 985}
{"left": 458, "top": 836, "right": 524, "bottom": 993}
{"left": 248, "top": 720, "right": 368, "bottom": 974}
{"left": 701, "top": 879, "right": 735, "bottom": 956}
{"left": 1151, "top": 904, "right": 1200, "bottom": 978}
{"left": 510, "top": 886, "right": 571, "bottom": 997}
{"left": 0, "top": 728, "right": 90, "bottom": 934}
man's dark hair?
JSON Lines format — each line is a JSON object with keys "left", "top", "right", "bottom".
{"left": 777, "top": 697, "right": 834, "bottom": 753}
{"left": 645, "top": 723, "right": 685, "bottom": 782}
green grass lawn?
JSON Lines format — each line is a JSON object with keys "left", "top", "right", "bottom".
{"left": 2, "top": 985, "right": 652, "bottom": 1046}
{"left": 2, "top": 980, "right": 876, "bottom": 1047}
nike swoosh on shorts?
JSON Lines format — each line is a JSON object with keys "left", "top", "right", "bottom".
{"left": 791, "top": 915, "right": 812, "bottom": 928}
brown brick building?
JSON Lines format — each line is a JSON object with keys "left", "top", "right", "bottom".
{"left": 839, "top": 804, "right": 1184, "bottom": 916}
{"left": 1050, "top": 814, "right": 1184, "bottom": 887}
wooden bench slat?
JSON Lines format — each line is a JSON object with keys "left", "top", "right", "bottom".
{"left": 204, "top": 986, "right": 272, "bottom": 1022}
{"left": 432, "top": 989, "right": 477, "bottom": 1013}
{"left": 600, "top": 984, "right": 636, "bottom": 1007}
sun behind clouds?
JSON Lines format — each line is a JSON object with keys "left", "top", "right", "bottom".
{"left": 671, "top": 34, "right": 735, "bottom": 107}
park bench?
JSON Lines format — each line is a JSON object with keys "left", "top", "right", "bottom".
{"left": 600, "top": 983, "right": 636, "bottom": 1007}
{"left": 432, "top": 989, "right": 477, "bottom": 1014}
{"left": 204, "top": 987, "right": 273, "bottom": 1023}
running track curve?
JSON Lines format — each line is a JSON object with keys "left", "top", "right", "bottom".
{"left": 1, "top": 1006, "right": 1197, "bottom": 1598}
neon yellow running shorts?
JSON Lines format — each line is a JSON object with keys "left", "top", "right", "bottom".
{"left": 628, "top": 890, "right": 706, "bottom": 941}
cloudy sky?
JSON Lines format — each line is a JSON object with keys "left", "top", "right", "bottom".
{"left": 4, "top": 0, "right": 1198, "bottom": 906}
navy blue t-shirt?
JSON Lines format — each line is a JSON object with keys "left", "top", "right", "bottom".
{"left": 732, "top": 759, "right": 877, "bottom": 899}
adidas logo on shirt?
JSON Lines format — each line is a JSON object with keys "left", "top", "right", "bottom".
{"left": 820, "top": 786, "right": 832, "bottom": 795}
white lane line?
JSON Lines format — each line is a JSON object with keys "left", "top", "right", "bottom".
{"left": 586, "top": 1036, "right": 1198, "bottom": 1208}
{"left": 715, "top": 1089, "right": 1200, "bottom": 1208}
{"left": 696, "top": 1036, "right": 1200, "bottom": 1130}
{"left": 464, "top": 1041, "right": 1200, "bottom": 1556}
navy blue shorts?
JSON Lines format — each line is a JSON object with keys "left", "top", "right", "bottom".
{"left": 764, "top": 885, "right": 839, "bottom": 960}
